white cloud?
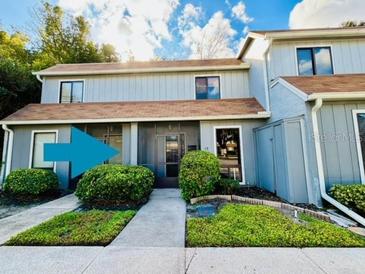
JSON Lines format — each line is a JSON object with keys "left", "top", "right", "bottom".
{"left": 178, "top": 3, "right": 202, "bottom": 30}
{"left": 232, "top": 1, "right": 253, "bottom": 24}
{"left": 57, "top": 0, "right": 179, "bottom": 60}
{"left": 289, "top": 0, "right": 365, "bottom": 29}
{"left": 179, "top": 10, "right": 237, "bottom": 59}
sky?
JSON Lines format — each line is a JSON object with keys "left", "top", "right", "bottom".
{"left": 1, "top": 0, "right": 365, "bottom": 61}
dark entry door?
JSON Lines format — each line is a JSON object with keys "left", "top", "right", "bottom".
{"left": 156, "top": 134, "right": 185, "bottom": 188}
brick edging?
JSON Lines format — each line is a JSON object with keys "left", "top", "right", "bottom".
{"left": 190, "top": 195, "right": 331, "bottom": 222}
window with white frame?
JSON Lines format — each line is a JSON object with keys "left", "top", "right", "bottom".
{"left": 195, "top": 76, "right": 220, "bottom": 99}
{"left": 31, "top": 132, "right": 57, "bottom": 169}
{"left": 60, "top": 81, "right": 84, "bottom": 103}
{"left": 296, "top": 47, "right": 334, "bottom": 76}
{"left": 355, "top": 113, "right": 365, "bottom": 176}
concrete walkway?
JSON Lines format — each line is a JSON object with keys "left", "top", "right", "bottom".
{"left": 111, "top": 188, "right": 186, "bottom": 247}
{"left": 0, "top": 247, "right": 364, "bottom": 273}
{"left": 0, "top": 194, "right": 79, "bottom": 245}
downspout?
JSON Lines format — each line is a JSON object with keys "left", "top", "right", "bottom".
{"left": 0, "top": 130, "right": 9, "bottom": 186}
{"left": 311, "top": 98, "right": 365, "bottom": 226}
{"left": 1, "top": 124, "right": 14, "bottom": 181}
{"left": 35, "top": 74, "right": 44, "bottom": 83}
{"left": 263, "top": 38, "right": 272, "bottom": 112}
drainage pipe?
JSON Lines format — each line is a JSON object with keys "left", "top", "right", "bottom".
{"left": 0, "top": 130, "right": 9, "bottom": 186}
{"left": 1, "top": 124, "right": 14, "bottom": 182}
{"left": 311, "top": 98, "right": 365, "bottom": 226}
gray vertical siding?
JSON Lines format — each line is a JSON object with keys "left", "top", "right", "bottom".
{"left": 200, "top": 119, "right": 265, "bottom": 185}
{"left": 41, "top": 70, "right": 250, "bottom": 104}
{"left": 268, "top": 39, "right": 365, "bottom": 80}
{"left": 255, "top": 118, "right": 309, "bottom": 203}
{"left": 242, "top": 38, "right": 270, "bottom": 111}
{"left": 317, "top": 102, "right": 365, "bottom": 188}
{"left": 11, "top": 125, "right": 71, "bottom": 189}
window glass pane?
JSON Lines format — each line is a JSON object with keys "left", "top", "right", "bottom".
{"left": 166, "top": 164, "right": 179, "bottom": 177}
{"left": 314, "top": 47, "right": 333, "bottom": 75}
{"left": 207, "top": 77, "right": 220, "bottom": 99}
{"left": 60, "top": 82, "right": 72, "bottom": 103}
{"left": 108, "top": 135, "right": 123, "bottom": 164}
{"left": 357, "top": 114, "right": 365, "bottom": 173}
{"left": 297, "top": 48, "right": 314, "bottom": 76}
{"left": 72, "top": 82, "right": 83, "bottom": 103}
{"left": 166, "top": 135, "right": 179, "bottom": 163}
{"left": 32, "top": 132, "right": 56, "bottom": 169}
{"left": 195, "top": 77, "right": 207, "bottom": 99}
{"left": 216, "top": 128, "right": 242, "bottom": 181}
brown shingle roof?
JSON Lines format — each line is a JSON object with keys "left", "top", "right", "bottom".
{"left": 35, "top": 59, "right": 247, "bottom": 76}
{"left": 2, "top": 99, "right": 267, "bottom": 124}
{"left": 282, "top": 74, "right": 365, "bottom": 95}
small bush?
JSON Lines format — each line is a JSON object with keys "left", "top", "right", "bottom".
{"left": 330, "top": 184, "right": 365, "bottom": 215}
{"left": 216, "top": 178, "right": 240, "bottom": 195}
{"left": 75, "top": 164, "right": 154, "bottom": 205}
{"left": 179, "top": 150, "right": 220, "bottom": 201}
{"left": 4, "top": 169, "right": 58, "bottom": 197}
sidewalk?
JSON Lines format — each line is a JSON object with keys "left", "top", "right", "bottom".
{"left": 110, "top": 188, "right": 186, "bottom": 247}
{"left": 0, "top": 246, "right": 364, "bottom": 274}
{"left": 0, "top": 194, "right": 79, "bottom": 245}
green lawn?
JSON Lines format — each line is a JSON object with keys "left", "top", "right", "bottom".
{"left": 187, "top": 204, "right": 365, "bottom": 247}
{"left": 6, "top": 209, "right": 136, "bottom": 246}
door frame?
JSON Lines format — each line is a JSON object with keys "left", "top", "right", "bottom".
{"left": 213, "top": 125, "right": 246, "bottom": 184}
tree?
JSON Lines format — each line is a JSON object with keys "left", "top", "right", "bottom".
{"left": 31, "top": 2, "right": 119, "bottom": 69}
{"left": 341, "top": 21, "right": 365, "bottom": 27}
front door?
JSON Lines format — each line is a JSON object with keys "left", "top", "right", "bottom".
{"left": 156, "top": 134, "right": 185, "bottom": 188}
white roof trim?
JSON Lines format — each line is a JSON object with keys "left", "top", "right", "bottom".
{"left": 307, "top": 92, "right": 365, "bottom": 101}
{"left": 1, "top": 112, "right": 271, "bottom": 125}
{"left": 260, "top": 28, "right": 365, "bottom": 40}
{"left": 33, "top": 64, "right": 250, "bottom": 76}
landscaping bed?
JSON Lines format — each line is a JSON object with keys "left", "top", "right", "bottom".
{"left": 6, "top": 209, "right": 136, "bottom": 246}
{"left": 187, "top": 203, "right": 365, "bottom": 247}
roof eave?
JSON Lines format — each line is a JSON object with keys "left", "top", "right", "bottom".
{"left": 265, "top": 28, "right": 365, "bottom": 40}
{"left": 33, "top": 64, "right": 250, "bottom": 76}
{"left": 0, "top": 112, "right": 271, "bottom": 125}
{"left": 306, "top": 92, "right": 365, "bottom": 102}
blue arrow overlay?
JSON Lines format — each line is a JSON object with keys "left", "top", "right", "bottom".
{"left": 44, "top": 127, "right": 119, "bottom": 178}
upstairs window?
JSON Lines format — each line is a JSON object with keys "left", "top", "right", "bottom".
{"left": 60, "top": 81, "right": 84, "bottom": 103}
{"left": 195, "top": 76, "right": 220, "bottom": 99}
{"left": 297, "top": 47, "right": 334, "bottom": 76}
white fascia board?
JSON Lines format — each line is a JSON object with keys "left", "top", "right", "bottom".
{"left": 0, "top": 113, "right": 271, "bottom": 126}
{"left": 307, "top": 92, "right": 365, "bottom": 101}
{"left": 33, "top": 64, "right": 250, "bottom": 77}
{"left": 266, "top": 28, "right": 365, "bottom": 40}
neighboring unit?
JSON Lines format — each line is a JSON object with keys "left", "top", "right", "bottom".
{"left": 1, "top": 27, "right": 365, "bottom": 224}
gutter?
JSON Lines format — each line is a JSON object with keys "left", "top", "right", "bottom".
{"left": 1, "top": 125, "right": 13, "bottom": 184}
{"left": 311, "top": 98, "right": 365, "bottom": 226}
{"left": 33, "top": 64, "right": 250, "bottom": 77}
{"left": 0, "top": 112, "right": 272, "bottom": 126}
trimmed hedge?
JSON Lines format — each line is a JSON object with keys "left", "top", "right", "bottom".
{"left": 4, "top": 169, "right": 58, "bottom": 197}
{"left": 330, "top": 184, "right": 365, "bottom": 215}
{"left": 75, "top": 164, "right": 154, "bottom": 205}
{"left": 179, "top": 150, "right": 220, "bottom": 201}
{"left": 216, "top": 178, "right": 240, "bottom": 195}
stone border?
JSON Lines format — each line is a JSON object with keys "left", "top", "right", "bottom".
{"left": 190, "top": 195, "right": 331, "bottom": 222}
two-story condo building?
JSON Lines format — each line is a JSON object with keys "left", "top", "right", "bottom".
{"left": 1, "top": 27, "right": 365, "bottom": 224}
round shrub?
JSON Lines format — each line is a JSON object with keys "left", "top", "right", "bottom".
{"left": 179, "top": 150, "right": 220, "bottom": 201}
{"left": 330, "top": 184, "right": 365, "bottom": 215}
{"left": 4, "top": 169, "right": 58, "bottom": 197}
{"left": 216, "top": 178, "right": 240, "bottom": 195}
{"left": 75, "top": 164, "right": 154, "bottom": 205}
